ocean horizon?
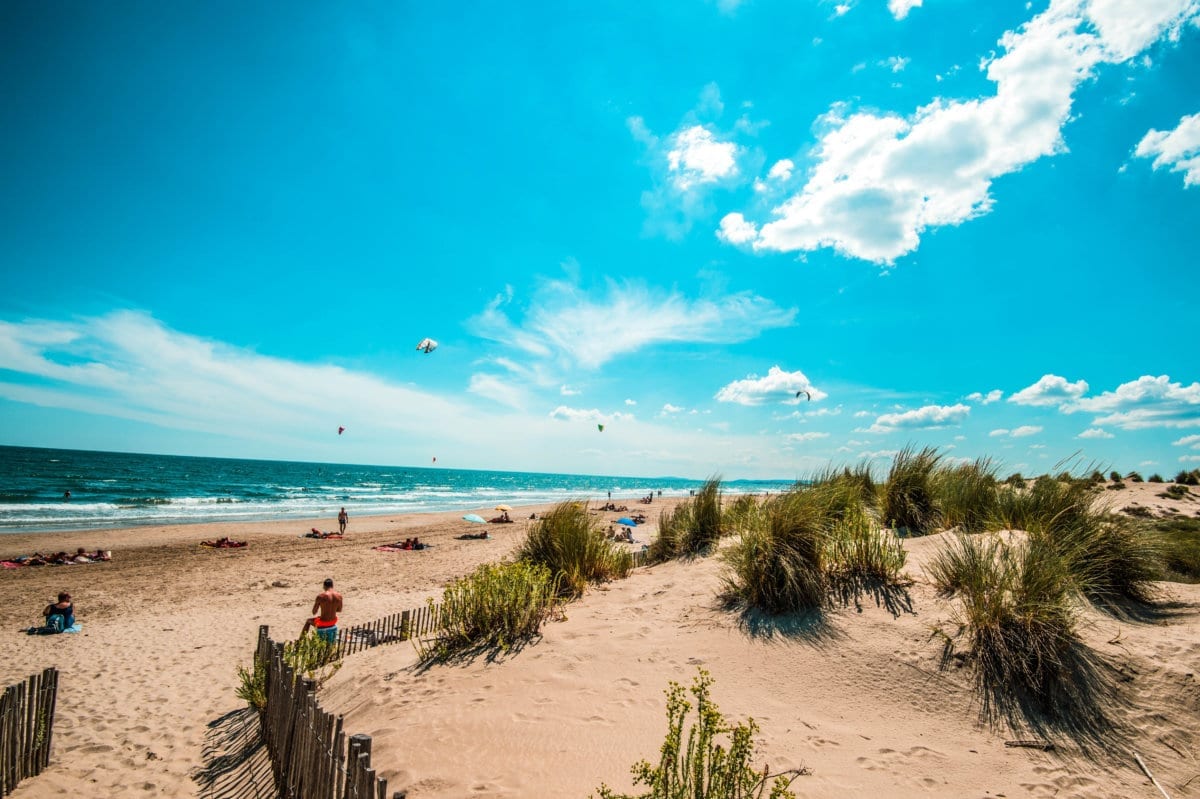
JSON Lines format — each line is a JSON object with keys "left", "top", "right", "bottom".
{"left": 0, "top": 445, "right": 798, "bottom": 534}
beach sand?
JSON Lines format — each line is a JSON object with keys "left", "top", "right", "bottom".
{"left": 2, "top": 484, "right": 1198, "bottom": 798}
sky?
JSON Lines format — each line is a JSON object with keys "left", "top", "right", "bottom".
{"left": 1, "top": 0, "right": 1199, "bottom": 480}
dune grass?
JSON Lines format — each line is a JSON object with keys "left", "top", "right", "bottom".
{"left": 417, "top": 560, "right": 561, "bottom": 662}
{"left": 811, "top": 462, "right": 878, "bottom": 519}
{"left": 517, "top": 500, "right": 633, "bottom": 596}
{"left": 930, "top": 533, "right": 1082, "bottom": 715}
{"left": 649, "top": 477, "right": 724, "bottom": 561}
{"left": 881, "top": 445, "right": 943, "bottom": 535}
{"left": 721, "top": 489, "right": 827, "bottom": 614}
{"left": 932, "top": 458, "right": 998, "bottom": 534}
{"left": 593, "top": 669, "right": 799, "bottom": 799}
{"left": 822, "top": 501, "right": 906, "bottom": 583}
{"left": 1152, "top": 516, "right": 1200, "bottom": 583}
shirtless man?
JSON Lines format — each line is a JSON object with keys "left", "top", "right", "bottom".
{"left": 337, "top": 507, "right": 348, "bottom": 535}
{"left": 301, "top": 578, "right": 343, "bottom": 643}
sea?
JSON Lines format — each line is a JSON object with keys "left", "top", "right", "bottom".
{"left": 0, "top": 446, "right": 798, "bottom": 534}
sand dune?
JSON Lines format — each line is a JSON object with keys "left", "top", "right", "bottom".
{"left": 2, "top": 485, "right": 1198, "bottom": 798}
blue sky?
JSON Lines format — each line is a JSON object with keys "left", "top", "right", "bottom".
{"left": 1, "top": 0, "right": 1198, "bottom": 480}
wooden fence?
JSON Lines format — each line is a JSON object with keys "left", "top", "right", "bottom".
{"left": 333, "top": 603, "right": 443, "bottom": 659}
{"left": 0, "top": 668, "right": 59, "bottom": 797}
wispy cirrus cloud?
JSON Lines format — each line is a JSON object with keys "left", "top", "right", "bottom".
{"left": 866, "top": 403, "right": 970, "bottom": 433}
{"left": 468, "top": 277, "right": 795, "bottom": 370}
{"left": 785, "top": 431, "right": 830, "bottom": 442}
{"left": 720, "top": 0, "right": 1200, "bottom": 263}
{"left": 548, "top": 406, "right": 634, "bottom": 424}
{"left": 714, "top": 366, "right": 827, "bottom": 406}
{"left": 1174, "top": 434, "right": 1200, "bottom": 449}
{"left": 1134, "top": 111, "right": 1200, "bottom": 187}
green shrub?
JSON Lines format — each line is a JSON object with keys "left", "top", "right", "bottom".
{"left": 823, "top": 502, "right": 906, "bottom": 583}
{"left": 931, "top": 534, "right": 1080, "bottom": 715}
{"left": 1005, "top": 473, "right": 1025, "bottom": 487}
{"left": 1148, "top": 474, "right": 1164, "bottom": 483}
{"left": 1090, "top": 470, "right": 1106, "bottom": 484}
{"left": 810, "top": 463, "right": 878, "bottom": 518}
{"left": 723, "top": 494, "right": 760, "bottom": 533}
{"left": 1174, "top": 469, "right": 1200, "bottom": 486}
{"left": 235, "top": 657, "right": 267, "bottom": 710}
{"left": 932, "top": 458, "right": 998, "bottom": 534}
{"left": 518, "top": 501, "right": 632, "bottom": 596}
{"left": 1163, "top": 484, "right": 1190, "bottom": 500}
{"left": 650, "top": 502, "right": 691, "bottom": 562}
{"left": 988, "top": 476, "right": 1090, "bottom": 535}
{"left": 593, "top": 669, "right": 798, "bottom": 799}
{"left": 418, "top": 560, "right": 560, "bottom": 661}
{"left": 720, "top": 490, "right": 827, "bottom": 614}
{"left": 283, "top": 631, "right": 343, "bottom": 689}
{"left": 882, "top": 446, "right": 943, "bottom": 535}
{"left": 1109, "top": 470, "right": 1122, "bottom": 482}
{"left": 1126, "top": 471, "right": 1144, "bottom": 483}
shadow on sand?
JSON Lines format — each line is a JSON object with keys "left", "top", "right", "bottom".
{"left": 828, "top": 575, "right": 915, "bottom": 618}
{"left": 192, "top": 707, "right": 275, "bottom": 799}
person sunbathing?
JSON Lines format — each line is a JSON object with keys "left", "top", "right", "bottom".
{"left": 202, "top": 537, "right": 247, "bottom": 548}
{"left": 41, "top": 592, "right": 75, "bottom": 633}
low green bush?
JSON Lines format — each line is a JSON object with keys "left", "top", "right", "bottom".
{"left": 593, "top": 669, "right": 798, "bottom": 799}
{"left": 235, "top": 657, "right": 267, "bottom": 710}
{"left": 932, "top": 458, "right": 998, "bottom": 534}
{"left": 283, "top": 631, "right": 343, "bottom": 689}
{"left": 823, "top": 503, "right": 907, "bottom": 583}
{"left": 418, "top": 560, "right": 561, "bottom": 662}
{"left": 1148, "top": 474, "right": 1164, "bottom": 483}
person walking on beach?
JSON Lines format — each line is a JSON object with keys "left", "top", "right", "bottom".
{"left": 337, "top": 507, "right": 348, "bottom": 535}
{"left": 301, "top": 578, "right": 343, "bottom": 644}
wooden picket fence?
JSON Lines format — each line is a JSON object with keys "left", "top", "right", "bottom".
{"left": 333, "top": 603, "right": 443, "bottom": 659}
{"left": 0, "top": 668, "right": 59, "bottom": 797}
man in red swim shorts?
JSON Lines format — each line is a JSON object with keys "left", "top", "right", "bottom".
{"left": 301, "top": 578, "right": 343, "bottom": 643}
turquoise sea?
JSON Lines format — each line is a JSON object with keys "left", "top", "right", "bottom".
{"left": 0, "top": 446, "right": 797, "bottom": 534}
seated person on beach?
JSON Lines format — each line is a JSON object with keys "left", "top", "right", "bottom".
{"left": 202, "top": 537, "right": 247, "bottom": 548}
{"left": 459, "top": 531, "right": 489, "bottom": 540}
{"left": 42, "top": 592, "right": 75, "bottom": 633}
{"left": 300, "top": 578, "right": 342, "bottom": 643}
{"left": 488, "top": 514, "right": 513, "bottom": 523}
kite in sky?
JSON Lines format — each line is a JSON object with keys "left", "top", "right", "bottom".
{"left": 416, "top": 337, "right": 438, "bottom": 354}
{"left": 795, "top": 390, "right": 811, "bottom": 401}
{"left": 338, "top": 426, "right": 345, "bottom": 435}
{"left": 597, "top": 424, "right": 605, "bottom": 432}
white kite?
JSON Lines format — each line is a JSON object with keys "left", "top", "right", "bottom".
{"left": 416, "top": 338, "right": 438, "bottom": 354}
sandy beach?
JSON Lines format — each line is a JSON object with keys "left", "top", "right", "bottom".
{"left": 3, "top": 484, "right": 1199, "bottom": 798}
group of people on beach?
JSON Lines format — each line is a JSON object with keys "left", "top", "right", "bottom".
{"left": 3, "top": 547, "right": 110, "bottom": 567}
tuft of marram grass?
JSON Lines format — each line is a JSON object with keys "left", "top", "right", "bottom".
{"left": 417, "top": 560, "right": 560, "bottom": 662}
{"left": 680, "top": 477, "right": 724, "bottom": 555}
{"left": 721, "top": 489, "right": 827, "bottom": 614}
{"left": 823, "top": 502, "right": 907, "bottom": 583}
{"left": 932, "top": 458, "right": 999, "bottom": 534}
{"left": 882, "top": 445, "right": 943, "bottom": 535}
{"left": 517, "top": 500, "right": 632, "bottom": 596}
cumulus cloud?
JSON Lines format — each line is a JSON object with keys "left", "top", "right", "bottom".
{"left": 767, "top": 159, "right": 795, "bottom": 181}
{"left": 668, "top": 126, "right": 741, "bottom": 190}
{"left": 881, "top": 56, "right": 911, "bottom": 73}
{"left": 660, "top": 403, "right": 685, "bottom": 415}
{"left": 625, "top": 398, "right": 637, "bottom": 406}
{"left": 967, "top": 389, "right": 1003, "bottom": 404}
{"left": 724, "top": 0, "right": 1200, "bottom": 263}
{"left": 1078, "top": 427, "right": 1115, "bottom": 439}
{"left": 1135, "top": 111, "right": 1200, "bottom": 187}
{"left": 867, "top": 403, "right": 970, "bottom": 433}
{"left": 1009, "top": 374, "right": 1089, "bottom": 407}
{"left": 548, "top": 406, "right": 633, "bottom": 424}
{"left": 717, "top": 213, "right": 759, "bottom": 244}
{"left": 991, "top": 425, "right": 1042, "bottom": 438}
{"left": 888, "top": 0, "right": 923, "bottom": 20}
{"left": 1073, "top": 375, "right": 1200, "bottom": 429}
{"left": 468, "top": 277, "right": 795, "bottom": 370}
{"left": 714, "top": 366, "right": 827, "bottom": 406}
{"left": 560, "top": 384, "right": 579, "bottom": 396}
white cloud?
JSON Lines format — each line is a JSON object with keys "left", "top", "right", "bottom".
{"left": 1135, "top": 111, "right": 1200, "bottom": 187}
{"left": 1074, "top": 375, "right": 1200, "bottom": 429}
{"left": 468, "top": 277, "right": 795, "bottom": 370}
{"left": 867, "top": 403, "right": 970, "bottom": 433}
{"left": 854, "top": 410, "right": 872, "bottom": 418}
{"left": 624, "top": 398, "right": 637, "bottom": 406}
{"left": 668, "top": 125, "right": 741, "bottom": 191}
{"left": 767, "top": 159, "right": 795, "bottom": 181}
{"left": 467, "top": 373, "right": 529, "bottom": 409}
{"left": 560, "top": 384, "right": 579, "bottom": 396}
{"left": 1180, "top": 455, "right": 1200, "bottom": 463}
{"left": 859, "top": 449, "right": 899, "bottom": 460}
{"left": 967, "top": 389, "right": 1003, "bottom": 404}
{"left": 717, "top": 213, "right": 759, "bottom": 244}
{"left": 1078, "top": 427, "right": 1115, "bottom": 439}
{"left": 548, "top": 406, "right": 633, "bottom": 424}
{"left": 881, "top": 56, "right": 911, "bottom": 73}
{"left": 1173, "top": 434, "right": 1200, "bottom": 448}
{"left": 660, "top": 403, "right": 685, "bottom": 415}
{"left": 785, "top": 431, "right": 830, "bottom": 442}
{"left": 726, "top": 0, "right": 1200, "bottom": 263}
{"left": 1010, "top": 425, "right": 1043, "bottom": 437}
{"left": 989, "top": 429, "right": 1009, "bottom": 437}
{"left": 714, "top": 366, "right": 828, "bottom": 406}
{"left": 834, "top": 3, "right": 852, "bottom": 16}
{"left": 1009, "top": 374, "right": 1089, "bottom": 407}
{"left": 888, "top": 0, "right": 923, "bottom": 20}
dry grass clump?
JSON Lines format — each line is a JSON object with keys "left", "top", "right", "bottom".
{"left": 417, "top": 560, "right": 560, "bottom": 662}
{"left": 811, "top": 462, "right": 878, "bottom": 520}
{"left": 722, "top": 493, "right": 760, "bottom": 532}
{"left": 882, "top": 445, "right": 943, "bottom": 535}
{"left": 593, "top": 669, "right": 799, "bottom": 799}
{"left": 932, "top": 458, "right": 999, "bottom": 534}
{"left": 930, "top": 534, "right": 1082, "bottom": 716}
{"left": 1153, "top": 516, "right": 1200, "bottom": 583}
{"left": 518, "top": 500, "right": 633, "bottom": 596}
